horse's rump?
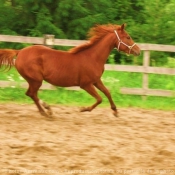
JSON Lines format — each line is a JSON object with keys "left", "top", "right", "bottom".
{"left": 15, "top": 45, "right": 80, "bottom": 86}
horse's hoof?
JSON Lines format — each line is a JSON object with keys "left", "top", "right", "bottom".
{"left": 80, "top": 107, "right": 90, "bottom": 112}
{"left": 48, "top": 110, "right": 53, "bottom": 116}
{"left": 45, "top": 116, "right": 55, "bottom": 121}
{"left": 113, "top": 111, "right": 118, "bottom": 117}
{"left": 40, "top": 111, "right": 50, "bottom": 118}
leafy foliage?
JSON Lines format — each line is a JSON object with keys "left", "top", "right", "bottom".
{"left": 0, "top": 0, "right": 175, "bottom": 64}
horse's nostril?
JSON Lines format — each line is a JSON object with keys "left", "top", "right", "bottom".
{"left": 133, "top": 49, "right": 141, "bottom": 56}
{"left": 136, "top": 51, "right": 141, "bottom": 56}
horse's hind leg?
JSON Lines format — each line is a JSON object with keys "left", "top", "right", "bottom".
{"left": 26, "top": 80, "right": 52, "bottom": 117}
{"left": 80, "top": 84, "right": 102, "bottom": 112}
{"left": 38, "top": 100, "right": 52, "bottom": 116}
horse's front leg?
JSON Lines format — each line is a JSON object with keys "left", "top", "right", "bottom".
{"left": 80, "top": 84, "right": 102, "bottom": 112}
{"left": 94, "top": 79, "right": 118, "bottom": 117}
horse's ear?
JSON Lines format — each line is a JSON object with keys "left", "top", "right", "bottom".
{"left": 121, "top": 23, "right": 126, "bottom": 31}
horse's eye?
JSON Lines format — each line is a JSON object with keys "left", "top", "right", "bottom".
{"left": 127, "top": 36, "right": 131, "bottom": 39}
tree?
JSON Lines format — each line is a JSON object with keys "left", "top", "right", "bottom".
{"left": 0, "top": 0, "right": 175, "bottom": 56}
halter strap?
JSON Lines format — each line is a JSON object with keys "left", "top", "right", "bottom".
{"left": 114, "top": 30, "right": 136, "bottom": 54}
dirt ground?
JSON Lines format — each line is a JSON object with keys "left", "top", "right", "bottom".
{"left": 0, "top": 103, "right": 175, "bottom": 175}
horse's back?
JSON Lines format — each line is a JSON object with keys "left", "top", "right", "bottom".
{"left": 16, "top": 45, "right": 52, "bottom": 62}
{"left": 16, "top": 45, "right": 69, "bottom": 65}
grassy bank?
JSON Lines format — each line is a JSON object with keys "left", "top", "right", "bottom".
{"left": 1, "top": 87, "right": 175, "bottom": 110}
{"left": 0, "top": 67, "right": 175, "bottom": 110}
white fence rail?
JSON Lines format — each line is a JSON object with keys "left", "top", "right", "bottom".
{"left": 1, "top": 34, "right": 175, "bottom": 97}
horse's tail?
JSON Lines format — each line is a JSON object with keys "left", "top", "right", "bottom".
{"left": 0, "top": 49, "right": 20, "bottom": 71}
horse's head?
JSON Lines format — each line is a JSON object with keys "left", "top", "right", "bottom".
{"left": 114, "top": 24, "right": 140, "bottom": 56}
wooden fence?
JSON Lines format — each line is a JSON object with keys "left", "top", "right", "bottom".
{"left": 0, "top": 34, "right": 175, "bottom": 97}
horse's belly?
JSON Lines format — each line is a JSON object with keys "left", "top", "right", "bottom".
{"left": 44, "top": 76, "right": 79, "bottom": 87}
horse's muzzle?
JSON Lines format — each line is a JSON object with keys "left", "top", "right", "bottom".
{"left": 132, "top": 46, "right": 141, "bottom": 56}
{"left": 134, "top": 50, "right": 141, "bottom": 56}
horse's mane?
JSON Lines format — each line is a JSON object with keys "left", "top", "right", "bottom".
{"left": 69, "top": 24, "right": 121, "bottom": 54}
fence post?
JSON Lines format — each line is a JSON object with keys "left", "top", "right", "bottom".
{"left": 43, "top": 34, "right": 55, "bottom": 48}
{"left": 142, "top": 50, "right": 150, "bottom": 100}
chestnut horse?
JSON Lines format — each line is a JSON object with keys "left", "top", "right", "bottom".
{"left": 0, "top": 24, "right": 140, "bottom": 117}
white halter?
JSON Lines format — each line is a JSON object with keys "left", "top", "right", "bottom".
{"left": 114, "top": 30, "right": 136, "bottom": 54}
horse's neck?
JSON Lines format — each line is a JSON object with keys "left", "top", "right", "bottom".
{"left": 85, "top": 34, "right": 116, "bottom": 66}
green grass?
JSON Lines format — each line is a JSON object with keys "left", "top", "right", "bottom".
{"left": 0, "top": 67, "right": 175, "bottom": 110}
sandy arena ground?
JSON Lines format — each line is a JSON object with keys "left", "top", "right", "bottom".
{"left": 0, "top": 103, "right": 175, "bottom": 175}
